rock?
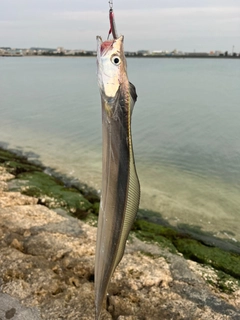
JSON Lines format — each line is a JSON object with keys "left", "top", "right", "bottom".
{"left": 0, "top": 167, "right": 14, "bottom": 192}
{"left": 1, "top": 163, "right": 240, "bottom": 319}
{"left": 0, "top": 192, "right": 38, "bottom": 207}
{"left": 0, "top": 292, "right": 41, "bottom": 320}
{"left": 0, "top": 166, "right": 15, "bottom": 182}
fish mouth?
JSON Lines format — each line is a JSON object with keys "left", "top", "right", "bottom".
{"left": 97, "top": 36, "right": 114, "bottom": 56}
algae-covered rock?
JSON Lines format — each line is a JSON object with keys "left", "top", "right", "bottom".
{"left": 1, "top": 200, "right": 240, "bottom": 319}
{"left": 133, "top": 219, "right": 240, "bottom": 285}
{"left": 132, "top": 219, "right": 178, "bottom": 253}
{"left": 17, "top": 171, "right": 92, "bottom": 214}
{"left": 1, "top": 159, "right": 240, "bottom": 319}
{"left": 1, "top": 148, "right": 240, "bottom": 319}
{"left": 0, "top": 147, "right": 100, "bottom": 217}
{"left": 5, "top": 160, "right": 42, "bottom": 175}
{"left": 0, "top": 149, "right": 20, "bottom": 162}
{"left": 0, "top": 149, "right": 42, "bottom": 174}
{"left": 174, "top": 238, "right": 240, "bottom": 280}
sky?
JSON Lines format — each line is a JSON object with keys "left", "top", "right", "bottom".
{"left": 0, "top": 0, "right": 240, "bottom": 52}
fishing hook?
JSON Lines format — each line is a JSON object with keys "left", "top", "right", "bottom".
{"left": 109, "top": 0, "right": 113, "bottom": 9}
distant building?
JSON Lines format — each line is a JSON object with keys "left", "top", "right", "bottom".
{"left": 137, "top": 50, "right": 150, "bottom": 56}
{"left": 57, "top": 47, "right": 64, "bottom": 54}
{"left": 125, "top": 51, "right": 137, "bottom": 56}
{"left": 152, "top": 50, "right": 169, "bottom": 55}
{"left": 74, "top": 50, "right": 86, "bottom": 55}
{"left": 0, "top": 47, "right": 11, "bottom": 55}
{"left": 171, "top": 49, "right": 178, "bottom": 55}
{"left": 25, "top": 49, "right": 35, "bottom": 55}
{"left": 176, "top": 51, "right": 185, "bottom": 55}
{"left": 185, "top": 52, "right": 209, "bottom": 57}
{"left": 0, "top": 48, "right": 23, "bottom": 56}
{"left": 209, "top": 51, "right": 222, "bottom": 56}
{"left": 65, "top": 50, "right": 75, "bottom": 55}
{"left": 152, "top": 50, "right": 163, "bottom": 55}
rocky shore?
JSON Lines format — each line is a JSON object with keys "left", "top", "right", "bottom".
{"left": 0, "top": 148, "right": 240, "bottom": 319}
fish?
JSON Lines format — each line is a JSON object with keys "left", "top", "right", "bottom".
{"left": 95, "top": 35, "right": 140, "bottom": 319}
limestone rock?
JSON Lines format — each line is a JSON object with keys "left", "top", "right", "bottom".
{"left": 0, "top": 164, "right": 240, "bottom": 319}
{"left": 0, "top": 192, "right": 38, "bottom": 207}
{"left": 0, "top": 292, "right": 41, "bottom": 320}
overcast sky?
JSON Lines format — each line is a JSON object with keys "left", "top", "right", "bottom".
{"left": 1, "top": 0, "right": 240, "bottom": 52}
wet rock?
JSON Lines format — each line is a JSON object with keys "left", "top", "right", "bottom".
{"left": 16, "top": 171, "right": 93, "bottom": 213}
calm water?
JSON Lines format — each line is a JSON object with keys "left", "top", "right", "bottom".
{"left": 1, "top": 56, "right": 240, "bottom": 243}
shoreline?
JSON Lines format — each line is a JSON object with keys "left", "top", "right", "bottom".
{"left": 1, "top": 146, "right": 240, "bottom": 318}
{"left": 1, "top": 145, "right": 240, "bottom": 252}
{"left": 1, "top": 54, "right": 240, "bottom": 59}
{"left": 1, "top": 146, "right": 240, "bottom": 269}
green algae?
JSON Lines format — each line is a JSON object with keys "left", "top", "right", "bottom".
{"left": 174, "top": 238, "right": 240, "bottom": 279}
{"left": 5, "top": 160, "right": 42, "bottom": 175}
{"left": 84, "top": 212, "right": 98, "bottom": 227}
{"left": 132, "top": 220, "right": 178, "bottom": 253}
{"left": 0, "top": 149, "right": 42, "bottom": 175}
{"left": 17, "top": 171, "right": 93, "bottom": 214}
{"left": 0, "top": 147, "right": 100, "bottom": 216}
{"left": 214, "top": 271, "right": 239, "bottom": 293}
{"left": 0, "top": 151, "right": 12, "bottom": 162}
{"left": 203, "top": 269, "right": 240, "bottom": 294}
{"left": 0, "top": 149, "right": 21, "bottom": 162}
{"left": 133, "top": 219, "right": 240, "bottom": 282}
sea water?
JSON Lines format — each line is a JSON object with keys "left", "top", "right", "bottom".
{"left": 1, "top": 56, "right": 240, "bottom": 243}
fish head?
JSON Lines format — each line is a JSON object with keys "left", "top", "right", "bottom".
{"left": 97, "top": 35, "right": 127, "bottom": 99}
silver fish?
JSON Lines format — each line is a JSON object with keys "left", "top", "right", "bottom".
{"left": 95, "top": 35, "right": 140, "bottom": 319}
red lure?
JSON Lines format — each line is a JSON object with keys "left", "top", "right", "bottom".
{"left": 108, "top": 4, "right": 118, "bottom": 39}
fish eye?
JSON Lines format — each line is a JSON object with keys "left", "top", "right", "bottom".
{"left": 111, "top": 55, "right": 121, "bottom": 66}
